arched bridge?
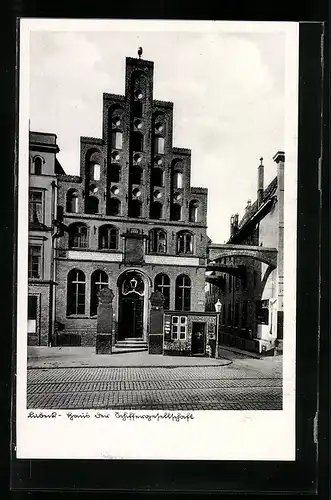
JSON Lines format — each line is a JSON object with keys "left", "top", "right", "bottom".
{"left": 208, "top": 243, "right": 278, "bottom": 269}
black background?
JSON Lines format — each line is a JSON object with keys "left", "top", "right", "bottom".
{"left": 2, "top": 1, "right": 329, "bottom": 496}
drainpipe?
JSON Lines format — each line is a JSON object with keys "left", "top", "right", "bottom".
{"left": 257, "top": 157, "right": 264, "bottom": 207}
{"left": 49, "top": 180, "right": 58, "bottom": 346}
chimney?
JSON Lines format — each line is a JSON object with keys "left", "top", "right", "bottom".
{"left": 257, "top": 157, "right": 264, "bottom": 206}
{"left": 230, "top": 215, "right": 235, "bottom": 236}
{"left": 230, "top": 214, "right": 239, "bottom": 237}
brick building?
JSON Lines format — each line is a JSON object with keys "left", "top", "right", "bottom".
{"left": 206, "top": 153, "right": 284, "bottom": 354}
{"left": 28, "top": 53, "right": 208, "bottom": 347}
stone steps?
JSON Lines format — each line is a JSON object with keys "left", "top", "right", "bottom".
{"left": 115, "top": 338, "right": 148, "bottom": 351}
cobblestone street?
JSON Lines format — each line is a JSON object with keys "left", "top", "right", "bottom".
{"left": 27, "top": 350, "right": 282, "bottom": 410}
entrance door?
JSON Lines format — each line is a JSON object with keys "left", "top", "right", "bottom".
{"left": 118, "top": 294, "right": 144, "bottom": 340}
{"left": 191, "top": 322, "right": 206, "bottom": 355}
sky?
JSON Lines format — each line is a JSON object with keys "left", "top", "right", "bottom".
{"left": 29, "top": 23, "right": 289, "bottom": 243}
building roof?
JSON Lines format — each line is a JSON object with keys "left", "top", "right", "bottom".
{"left": 228, "top": 176, "right": 277, "bottom": 243}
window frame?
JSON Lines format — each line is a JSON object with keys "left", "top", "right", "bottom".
{"left": 154, "top": 273, "right": 170, "bottom": 310}
{"left": 175, "top": 274, "right": 191, "bottom": 311}
{"left": 99, "top": 225, "right": 118, "bottom": 250}
{"left": 171, "top": 315, "right": 187, "bottom": 340}
{"left": 90, "top": 270, "right": 109, "bottom": 316}
{"left": 29, "top": 190, "right": 44, "bottom": 224}
{"left": 66, "top": 269, "right": 86, "bottom": 316}
{"left": 28, "top": 244, "right": 42, "bottom": 279}
{"left": 176, "top": 231, "right": 193, "bottom": 255}
{"left": 68, "top": 223, "right": 89, "bottom": 249}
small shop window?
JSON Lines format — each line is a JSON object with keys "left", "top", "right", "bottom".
{"left": 171, "top": 315, "right": 187, "bottom": 340}
{"left": 256, "top": 299, "right": 269, "bottom": 325}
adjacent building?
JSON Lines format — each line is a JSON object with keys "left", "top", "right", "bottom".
{"left": 206, "top": 153, "right": 284, "bottom": 354}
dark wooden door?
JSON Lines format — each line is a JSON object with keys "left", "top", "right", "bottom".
{"left": 191, "top": 322, "right": 206, "bottom": 355}
{"left": 118, "top": 295, "right": 144, "bottom": 339}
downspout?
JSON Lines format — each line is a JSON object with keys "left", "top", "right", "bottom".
{"left": 49, "top": 180, "right": 58, "bottom": 346}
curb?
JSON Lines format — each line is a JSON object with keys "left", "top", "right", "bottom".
{"left": 27, "top": 359, "right": 233, "bottom": 370}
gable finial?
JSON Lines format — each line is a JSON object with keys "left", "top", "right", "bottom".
{"left": 138, "top": 47, "right": 143, "bottom": 59}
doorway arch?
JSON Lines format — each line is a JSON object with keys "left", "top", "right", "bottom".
{"left": 116, "top": 269, "right": 150, "bottom": 341}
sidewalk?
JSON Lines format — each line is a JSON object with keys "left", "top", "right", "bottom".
{"left": 27, "top": 346, "right": 233, "bottom": 369}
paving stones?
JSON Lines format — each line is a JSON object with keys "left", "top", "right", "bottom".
{"left": 27, "top": 364, "right": 282, "bottom": 411}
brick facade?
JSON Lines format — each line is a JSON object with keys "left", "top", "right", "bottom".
{"left": 40, "top": 54, "right": 209, "bottom": 347}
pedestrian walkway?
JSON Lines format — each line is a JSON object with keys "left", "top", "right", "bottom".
{"left": 27, "top": 346, "right": 232, "bottom": 369}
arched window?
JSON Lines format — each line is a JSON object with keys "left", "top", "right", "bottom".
{"left": 67, "top": 269, "right": 86, "bottom": 315}
{"left": 175, "top": 274, "right": 191, "bottom": 311}
{"left": 170, "top": 204, "right": 181, "bottom": 221}
{"left": 108, "top": 165, "right": 121, "bottom": 183}
{"left": 68, "top": 223, "right": 88, "bottom": 248}
{"left": 89, "top": 162, "right": 101, "bottom": 181}
{"left": 34, "top": 157, "right": 43, "bottom": 175}
{"left": 154, "top": 136, "right": 164, "bottom": 155}
{"left": 131, "top": 166, "right": 142, "bottom": 185}
{"left": 128, "top": 200, "right": 142, "bottom": 218}
{"left": 149, "top": 229, "right": 167, "bottom": 253}
{"left": 90, "top": 270, "right": 109, "bottom": 316}
{"left": 132, "top": 132, "right": 143, "bottom": 152}
{"left": 154, "top": 273, "right": 170, "bottom": 310}
{"left": 107, "top": 198, "right": 121, "bottom": 216}
{"left": 177, "top": 231, "right": 193, "bottom": 254}
{"left": 99, "top": 225, "right": 118, "bottom": 249}
{"left": 152, "top": 168, "right": 163, "bottom": 187}
{"left": 189, "top": 200, "right": 199, "bottom": 222}
{"left": 150, "top": 201, "right": 162, "bottom": 220}
{"left": 66, "top": 189, "right": 79, "bottom": 213}
{"left": 111, "top": 131, "right": 123, "bottom": 150}
{"left": 173, "top": 171, "right": 183, "bottom": 189}
{"left": 86, "top": 196, "right": 99, "bottom": 214}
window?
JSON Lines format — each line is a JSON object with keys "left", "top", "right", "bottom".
{"left": 29, "top": 191, "right": 43, "bottom": 224}
{"left": 67, "top": 269, "right": 86, "bottom": 316}
{"left": 28, "top": 296, "right": 37, "bottom": 320}
{"left": 175, "top": 274, "right": 191, "bottom": 311}
{"left": 229, "top": 276, "right": 232, "bottom": 293}
{"left": 235, "top": 276, "right": 240, "bottom": 291}
{"left": 171, "top": 316, "right": 187, "bottom": 340}
{"left": 170, "top": 204, "right": 181, "bottom": 221}
{"left": 66, "top": 189, "right": 79, "bottom": 213}
{"left": 90, "top": 270, "right": 109, "bottom": 316}
{"left": 256, "top": 299, "right": 269, "bottom": 325}
{"left": 68, "top": 223, "right": 88, "bottom": 248}
{"left": 128, "top": 200, "right": 142, "bottom": 218}
{"left": 152, "top": 168, "right": 163, "bottom": 187}
{"left": 173, "top": 171, "right": 183, "bottom": 189}
{"left": 108, "top": 165, "right": 121, "bottom": 183}
{"left": 34, "top": 157, "right": 42, "bottom": 175}
{"left": 154, "top": 273, "right": 170, "bottom": 310}
{"left": 150, "top": 202, "right": 162, "bottom": 220}
{"left": 154, "top": 136, "right": 164, "bottom": 154}
{"left": 99, "top": 225, "right": 118, "bottom": 249}
{"left": 28, "top": 296, "right": 38, "bottom": 334}
{"left": 112, "top": 131, "right": 123, "bottom": 150}
{"left": 90, "top": 163, "right": 101, "bottom": 181}
{"left": 149, "top": 229, "right": 167, "bottom": 253}
{"left": 132, "top": 132, "right": 143, "bottom": 152}
{"left": 131, "top": 166, "right": 142, "bottom": 185}
{"left": 177, "top": 231, "right": 193, "bottom": 254}
{"left": 189, "top": 201, "right": 199, "bottom": 222}
{"left": 28, "top": 245, "right": 42, "bottom": 278}
{"left": 86, "top": 196, "right": 99, "bottom": 214}
{"left": 107, "top": 198, "right": 121, "bottom": 216}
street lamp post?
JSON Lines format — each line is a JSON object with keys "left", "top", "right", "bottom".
{"left": 214, "top": 299, "right": 222, "bottom": 359}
